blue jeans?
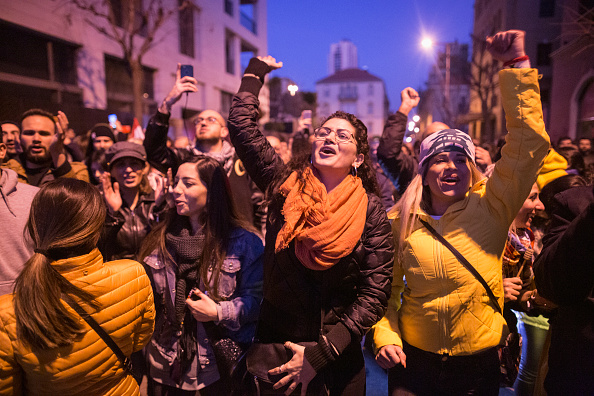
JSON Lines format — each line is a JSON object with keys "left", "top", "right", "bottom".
{"left": 513, "top": 321, "right": 548, "bottom": 396}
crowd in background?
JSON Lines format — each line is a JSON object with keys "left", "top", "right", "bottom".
{"left": 0, "top": 29, "right": 592, "bottom": 396}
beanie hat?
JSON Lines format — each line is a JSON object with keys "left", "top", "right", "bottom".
{"left": 537, "top": 149, "right": 568, "bottom": 189}
{"left": 90, "top": 123, "right": 116, "bottom": 143}
{"left": 105, "top": 141, "right": 147, "bottom": 168}
{"left": 418, "top": 129, "right": 476, "bottom": 173}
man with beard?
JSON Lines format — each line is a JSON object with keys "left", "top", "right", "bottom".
{"left": 144, "top": 65, "right": 265, "bottom": 233}
{"left": 6, "top": 109, "right": 88, "bottom": 186}
{"left": 1, "top": 121, "right": 22, "bottom": 162}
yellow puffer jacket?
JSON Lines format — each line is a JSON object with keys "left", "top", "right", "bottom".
{"left": 372, "top": 68, "right": 550, "bottom": 356}
{"left": 0, "top": 249, "right": 155, "bottom": 395}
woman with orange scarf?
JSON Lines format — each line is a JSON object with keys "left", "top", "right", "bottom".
{"left": 228, "top": 56, "right": 394, "bottom": 394}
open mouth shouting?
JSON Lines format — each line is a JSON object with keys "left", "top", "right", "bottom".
{"left": 319, "top": 145, "right": 337, "bottom": 156}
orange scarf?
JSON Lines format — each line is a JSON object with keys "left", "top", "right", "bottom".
{"left": 275, "top": 166, "right": 368, "bottom": 270}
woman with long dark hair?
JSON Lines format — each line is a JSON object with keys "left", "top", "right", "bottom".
{"left": 139, "top": 155, "right": 263, "bottom": 395}
{"left": 0, "top": 178, "right": 155, "bottom": 395}
{"left": 227, "top": 55, "right": 394, "bottom": 394}
{"left": 372, "top": 30, "right": 551, "bottom": 395}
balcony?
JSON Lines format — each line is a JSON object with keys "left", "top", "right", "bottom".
{"left": 338, "top": 87, "right": 358, "bottom": 101}
{"left": 240, "top": 11, "right": 257, "bottom": 34}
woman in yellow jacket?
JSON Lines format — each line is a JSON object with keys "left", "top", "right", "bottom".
{"left": 0, "top": 178, "right": 155, "bottom": 395}
{"left": 372, "top": 30, "right": 550, "bottom": 395}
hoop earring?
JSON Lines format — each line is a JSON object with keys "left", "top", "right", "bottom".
{"left": 352, "top": 165, "right": 358, "bottom": 177}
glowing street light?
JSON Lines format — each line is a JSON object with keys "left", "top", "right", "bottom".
{"left": 421, "top": 37, "right": 433, "bottom": 50}
{"left": 288, "top": 84, "right": 299, "bottom": 96}
{"left": 412, "top": 115, "right": 420, "bottom": 123}
{"left": 420, "top": 36, "right": 451, "bottom": 106}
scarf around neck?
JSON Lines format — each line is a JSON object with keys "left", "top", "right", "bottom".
{"left": 191, "top": 140, "right": 235, "bottom": 176}
{"left": 275, "top": 166, "right": 368, "bottom": 270}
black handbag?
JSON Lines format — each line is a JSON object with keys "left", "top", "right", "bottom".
{"left": 202, "top": 320, "right": 248, "bottom": 381}
{"left": 245, "top": 341, "right": 328, "bottom": 395}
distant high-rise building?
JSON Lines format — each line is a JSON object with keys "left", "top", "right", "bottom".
{"left": 328, "top": 40, "right": 358, "bottom": 75}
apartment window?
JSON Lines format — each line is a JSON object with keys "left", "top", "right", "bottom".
{"left": 324, "top": 89, "right": 330, "bottom": 98}
{"left": 221, "top": 91, "right": 233, "bottom": 117}
{"left": 241, "top": 41, "right": 257, "bottom": 74}
{"left": 368, "top": 84, "right": 374, "bottom": 96}
{"left": 0, "top": 21, "right": 77, "bottom": 85}
{"left": 110, "top": 0, "right": 147, "bottom": 36}
{"left": 178, "top": 0, "right": 194, "bottom": 57}
{"left": 539, "top": 0, "right": 556, "bottom": 17}
{"left": 105, "top": 55, "right": 154, "bottom": 99}
{"left": 334, "top": 51, "right": 342, "bottom": 73}
{"left": 225, "top": 31, "right": 235, "bottom": 74}
{"left": 341, "top": 102, "right": 357, "bottom": 115}
{"left": 537, "top": 43, "right": 552, "bottom": 66}
{"left": 240, "top": 0, "right": 257, "bottom": 34}
{"left": 367, "top": 102, "right": 374, "bottom": 115}
{"left": 225, "top": 0, "right": 233, "bottom": 15}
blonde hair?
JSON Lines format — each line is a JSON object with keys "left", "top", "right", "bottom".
{"left": 391, "top": 161, "right": 485, "bottom": 259}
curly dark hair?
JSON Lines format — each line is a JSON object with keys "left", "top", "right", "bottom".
{"left": 267, "top": 111, "right": 380, "bottom": 206}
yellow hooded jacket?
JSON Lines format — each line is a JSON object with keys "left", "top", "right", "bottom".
{"left": 372, "top": 68, "right": 550, "bottom": 356}
{"left": 0, "top": 249, "right": 155, "bottom": 395}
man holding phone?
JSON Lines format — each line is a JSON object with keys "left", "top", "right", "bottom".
{"left": 144, "top": 64, "right": 265, "bottom": 233}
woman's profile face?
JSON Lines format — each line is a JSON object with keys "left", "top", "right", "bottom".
{"left": 110, "top": 157, "right": 146, "bottom": 189}
{"left": 311, "top": 118, "right": 361, "bottom": 177}
{"left": 424, "top": 151, "right": 471, "bottom": 211}
{"left": 513, "top": 184, "right": 544, "bottom": 229}
{"left": 172, "top": 163, "right": 208, "bottom": 220}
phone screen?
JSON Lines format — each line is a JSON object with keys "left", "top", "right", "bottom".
{"left": 180, "top": 64, "right": 194, "bottom": 78}
{"left": 108, "top": 114, "right": 117, "bottom": 129}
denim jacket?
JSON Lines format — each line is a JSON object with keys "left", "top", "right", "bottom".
{"left": 144, "top": 227, "right": 264, "bottom": 390}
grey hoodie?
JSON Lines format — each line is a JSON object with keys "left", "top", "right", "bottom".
{"left": 0, "top": 168, "right": 38, "bottom": 295}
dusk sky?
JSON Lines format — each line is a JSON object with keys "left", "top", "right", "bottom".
{"left": 267, "top": 0, "right": 475, "bottom": 112}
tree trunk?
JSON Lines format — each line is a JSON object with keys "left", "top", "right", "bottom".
{"left": 130, "top": 59, "right": 145, "bottom": 122}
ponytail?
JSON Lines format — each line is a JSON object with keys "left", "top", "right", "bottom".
{"left": 13, "top": 179, "right": 105, "bottom": 349}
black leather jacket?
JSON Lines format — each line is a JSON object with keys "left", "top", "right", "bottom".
{"left": 143, "top": 111, "right": 265, "bottom": 234}
{"left": 99, "top": 191, "right": 161, "bottom": 261}
{"left": 228, "top": 84, "right": 394, "bottom": 374}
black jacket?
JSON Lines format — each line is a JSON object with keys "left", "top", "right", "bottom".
{"left": 377, "top": 111, "right": 417, "bottom": 198}
{"left": 534, "top": 185, "right": 594, "bottom": 395}
{"left": 143, "top": 111, "right": 265, "bottom": 233}
{"left": 98, "top": 191, "right": 161, "bottom": 261}
{"left": 228, "top": 84, "right": 394, "bottom": 375}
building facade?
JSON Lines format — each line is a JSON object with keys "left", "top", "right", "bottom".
{"left": 0, "top": 0, "right": 268, "bottom": 137}
{"left": 468, "top": 0, "right": 562, "bottom": 144}
{"left": 316, "top": 68, "right": 389, "bottom": 137}
{"left": 549, "top": 0, "right": 594, "bottom": 143}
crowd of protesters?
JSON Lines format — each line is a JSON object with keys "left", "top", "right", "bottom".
{"left": 0, "top": 29, "right": 592, "bottom": 396}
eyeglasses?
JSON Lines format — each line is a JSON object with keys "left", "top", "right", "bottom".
{"left": 192, "top": 116, "right": 221, "bottom": 126}
{"left": 313, "top": 127, "right": 355, "bottom": 143}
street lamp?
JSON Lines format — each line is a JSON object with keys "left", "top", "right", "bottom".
{"left": 421, "top": 37, "right": 451, "bottom": 106}
{"left": 288, "top": 84, "right": 298, "bottom": 96}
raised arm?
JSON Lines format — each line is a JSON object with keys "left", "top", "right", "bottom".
{"left": 483, "top": 30, "right": 550, "bottom": 226}
{"left": 144, "top": 64, "right": 198, "bottom": 175}
{"left": 227, "top": 56, "right": 286, "bottom": 193}
{"left": 377, "top": 88, "right": 419, "bottom": 194}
